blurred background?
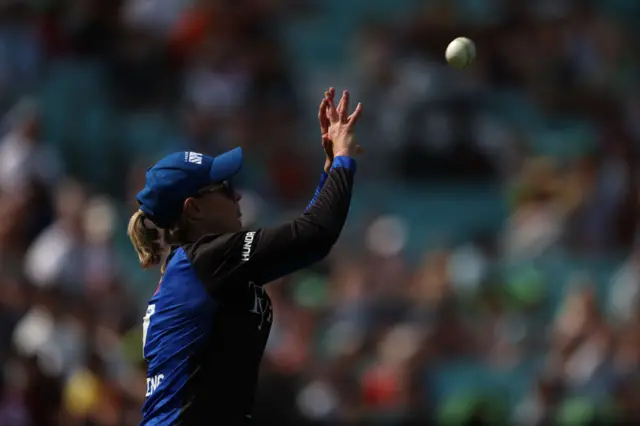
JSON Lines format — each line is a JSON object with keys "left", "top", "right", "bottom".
{"left": 2, "top": 0, "right": 640, "bottom": 425}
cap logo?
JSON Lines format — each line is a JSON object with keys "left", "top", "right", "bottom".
{"left": 185, "top": 152, "right": 203, "bottom": 165}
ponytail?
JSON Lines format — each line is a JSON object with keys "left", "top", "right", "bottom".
{"left": 127, "top": 210, "right": 165, "bottom": 269}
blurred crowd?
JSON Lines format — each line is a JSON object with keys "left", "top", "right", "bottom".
{"left": 2, "top": 0, "right": 640, "bottom": 425}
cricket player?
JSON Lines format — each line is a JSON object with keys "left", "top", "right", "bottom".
{"left": 128, "top": 89, "right": 361, "bottom": 425}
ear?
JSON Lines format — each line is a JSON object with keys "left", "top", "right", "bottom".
{"left": 182, "top": 197, "right": 203, "bottom": 222}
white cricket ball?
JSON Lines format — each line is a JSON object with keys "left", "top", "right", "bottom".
{"left": 445, "top": 37, "right": 476, "bottom": 69}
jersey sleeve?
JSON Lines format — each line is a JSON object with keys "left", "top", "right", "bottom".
{"left": 305, "top": 171, "right": 328, "bottom": 212}
{"left": 184, "top": 156, "right": 356, "bottom": 295}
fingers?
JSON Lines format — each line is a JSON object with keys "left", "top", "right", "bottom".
{"left": 318, "top": 98, "right": 329, "bottom": 132}
{"left": 347, "top": 102, "right": 363, "bottom": 127}
{"left": 324, "top": 87, "right": 339, "bottom": 122}
{"left": 337, "top": 90, "right": 349, "bottom": 123}
{"left": 336, "top": 90, "right": 345, "bottom": 118}
{"left": 324, "top": 87, "right": 335, "bottom": 102}
{"left": 324, "top": 88, "right": 355, "bottom": 123}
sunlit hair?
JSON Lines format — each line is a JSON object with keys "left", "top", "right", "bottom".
{"left": 127, "top": 210, "right": 188, "bottom": 274}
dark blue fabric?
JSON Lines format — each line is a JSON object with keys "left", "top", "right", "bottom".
{"left": 304, "top": 157, "right": 356, "bottom": 213}
{"left": 305, "top": 171, "right": 328, "bottom": 213}
{"left": 331, "top": 156, "right": 357, "bottom": 173}
{"left": 137, "top": 147, "right": 243, "bottom": 228}
{"left": 140, "top": 248, "right": 216, "bottom": 425}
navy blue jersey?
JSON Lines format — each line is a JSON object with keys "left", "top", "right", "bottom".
{"left": 140, "top": 157, "right": 356, "bottom": 425}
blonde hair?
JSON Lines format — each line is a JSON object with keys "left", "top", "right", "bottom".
{"left": 128, "top": 210, "right": 191, "bottom": 273}
{"left": 127, "top": 210, "right": 165, "bottom": 270}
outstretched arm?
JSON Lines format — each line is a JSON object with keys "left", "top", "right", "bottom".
{"left": 185, "top": 89, "right": 364, "bottom": 294}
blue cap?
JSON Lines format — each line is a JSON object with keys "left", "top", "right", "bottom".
{"left": 136, "top": 147, "right": 243, "bottom": 228}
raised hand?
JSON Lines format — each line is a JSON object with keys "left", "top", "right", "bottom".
{"left": 322, "top": 88, "right": 363, "bottom": 159}
{"left": 318, "top": 91, "right": 333, "bottom": 172}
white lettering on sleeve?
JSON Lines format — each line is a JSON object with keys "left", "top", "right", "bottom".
{"left": 241, "top": 231, "right": 256, "bottom": 262}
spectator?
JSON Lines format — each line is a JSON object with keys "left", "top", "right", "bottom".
{"left": 0, "top": 98, "right": 63, "bottom": 196}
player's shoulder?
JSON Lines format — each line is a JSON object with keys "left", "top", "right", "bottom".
{"left": 154, "top": 247, "right": 213, "bottom": 302}
{"left": 182, "top": 232, "right": 235, "bottom": 258}
{"left": 182, "top": 231, "right": 258, "bottom": 266}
